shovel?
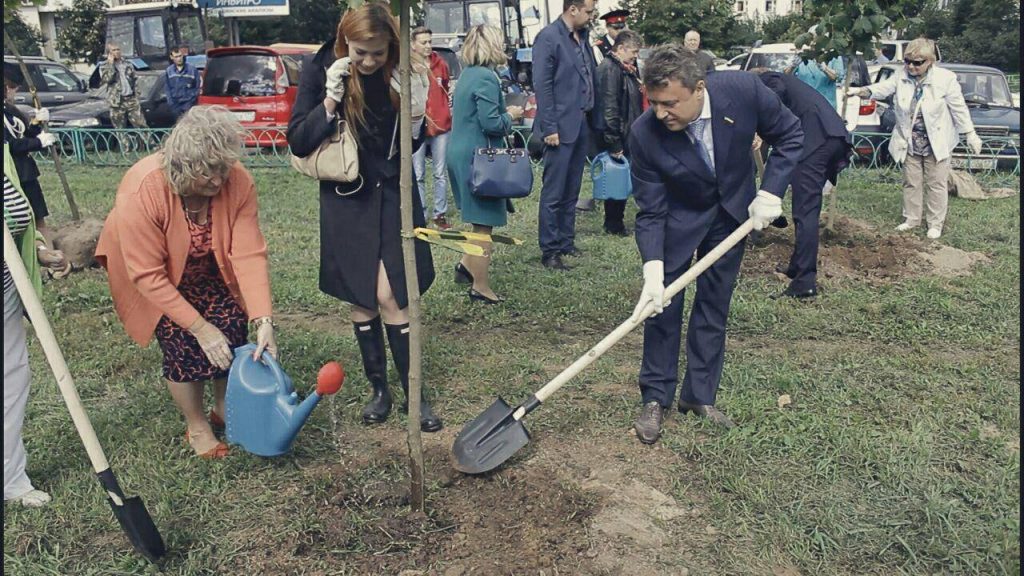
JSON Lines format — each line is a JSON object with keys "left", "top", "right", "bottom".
{"left": 453, "top": 219, "right": 756, "bottom": 474}
{"left": 3, "top": 222, "right": 166, "bottom": 562}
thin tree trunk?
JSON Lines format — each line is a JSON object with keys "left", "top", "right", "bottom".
{"left": 396, "top": 0, "right": 426, "bottom": 512}
{"left": 3, "top": 29, "right": 82, "bottom": 222}
{"left": 826, "top": 59, "right": 855, "bottom": 232}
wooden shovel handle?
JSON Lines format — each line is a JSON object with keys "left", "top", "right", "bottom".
{"left": 532, "top": 219, "right": 755, "bottom": 405}
{"left": 3, "top": 221, "right": 109, "bottom": 472}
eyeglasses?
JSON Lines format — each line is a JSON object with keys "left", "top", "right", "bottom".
{"left": 903, "top": 58, "right": 927, "bottom": 67}
{"left": 608, "top": 23, "right": 626, "bottom": 30}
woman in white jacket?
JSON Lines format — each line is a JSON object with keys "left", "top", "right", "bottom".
{"left": 850, "top": 38, "right": 981, "bottom": 239}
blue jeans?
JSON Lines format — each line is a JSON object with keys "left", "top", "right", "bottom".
{"left": 412, "top": 131, "right": 450, "bottom": 219}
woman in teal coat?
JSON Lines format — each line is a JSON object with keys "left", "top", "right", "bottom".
{"left": 446, "top": 25, "right": 523, "bottom": 304}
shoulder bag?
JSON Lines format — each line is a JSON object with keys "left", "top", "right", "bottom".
{"left": 290, "top": 117, "right": 360, "bottom": 184}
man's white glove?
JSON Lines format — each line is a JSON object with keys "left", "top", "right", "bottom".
{"left": 33, "top": 108, "right": 49, "bottom": 123}
{"left": 325, "top": 57, "right": 351, "bottom": 103}
{"left": 391, "top": 68, "right": 428, "bottom": 120}
{"left": 846, "top": 87, "right": 869, "bottom": 98}
{"left": 748, "top": 190, "right": 783, "bottom": 231}
{"left": 37, "top": 132, "right": 57, "bottom": 148}
{"left": 632, "top": 260, "right": 669, "bottom": 321}
{"left": 965, "top": 131, "right": 983, "bottom": 156}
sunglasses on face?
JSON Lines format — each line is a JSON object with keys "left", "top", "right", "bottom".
{"left": 608, "top": 23, "right": 626, "bottom": 30}
{"left": 903, "top": 58, "right": 927, "bottom": 66}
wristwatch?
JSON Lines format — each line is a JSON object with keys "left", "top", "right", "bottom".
{"left": 251, "top": 316, "right": 274, "bottom": 329}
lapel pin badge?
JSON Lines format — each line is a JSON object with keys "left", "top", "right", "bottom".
{"left": 724, "top": 117, "right": 735, "bottom": 125}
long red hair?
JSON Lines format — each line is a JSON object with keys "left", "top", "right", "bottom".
{"left": 334, "top": 1, "right": 401, "bottom": 134}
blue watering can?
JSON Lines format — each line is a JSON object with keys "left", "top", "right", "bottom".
{"left": 225, "top": 344, "right": 344, "bottom": 457}
{"left": 590, "top": 151, "right": 632, "bottom": 201}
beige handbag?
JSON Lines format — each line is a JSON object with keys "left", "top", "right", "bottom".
{"left": 290, "top": 119, "right": 359, "bottom": 184}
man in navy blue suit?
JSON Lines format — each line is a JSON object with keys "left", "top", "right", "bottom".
{"left": 531, "top": 0, "right": 605, "bottom": 270}
{"left": 757, "top": 70, "right": 852, "bottom": 299}
{"left": 628, "top": 46, "right": 804, "bottom": 443}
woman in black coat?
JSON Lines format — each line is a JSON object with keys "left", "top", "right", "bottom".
{"left": 287, "top": 1, "right": 441, "bottom": 432}
{"left": 3, "top": 74, "right": 57, "bottom": 238}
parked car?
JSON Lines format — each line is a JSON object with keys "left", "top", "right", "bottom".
{"left": 741, "top": 43, "right": 871, "bottom": 131}
{"left": 48, "top": 71, "right": 175, "bottom": 130}
{"left": 717, "top": 52, "right": 748, "bottom": 71}
{"left": 874, "top": 39, "right": 942, "bottom": 65}
{"left": 198, "top": 45, "right": 315, "bottom": 147}
{"left": 867, "top": 63, "right": 1020, "bottom": 171}
{"left": 3, "top": 56, "right": 90, "bottom": 109}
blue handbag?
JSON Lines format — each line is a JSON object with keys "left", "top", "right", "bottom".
{"left": 590, "top": 151, "right": 632, "bottom": 201}
{"left": 471, "top": 140, "right": 534, "bottom": 199}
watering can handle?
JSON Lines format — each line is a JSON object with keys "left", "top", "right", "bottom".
{"left": 254, "top": 348, "right": 292, "bottom": 395}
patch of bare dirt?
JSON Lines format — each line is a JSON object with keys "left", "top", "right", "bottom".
{"left": 743, "top": 215, "right": 990, "bottom": 285}
{"left": 50, "top": 217, "right": 104, "bottom": 269}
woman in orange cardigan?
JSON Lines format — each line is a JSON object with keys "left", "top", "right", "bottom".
{"left": 96, "top": 106, "right": 276, "bottom": 459}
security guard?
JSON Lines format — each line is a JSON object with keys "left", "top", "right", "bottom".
{"left": 594, "top": 9, "right": 630, "bottom": 58}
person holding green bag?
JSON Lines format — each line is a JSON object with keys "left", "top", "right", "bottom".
{"left": 4, "top": 143, "right": 70, "bottom": 507}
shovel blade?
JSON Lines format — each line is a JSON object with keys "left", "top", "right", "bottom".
{"left": 452, "top": 397, "right": 531, "bottom": 475}
{"left": 97, "top": 469, "right": 167, "bottom": 563}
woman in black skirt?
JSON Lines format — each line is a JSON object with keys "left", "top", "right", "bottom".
{"left": 4, "top": 73, "right": 59, "bottom": 242}
{"left": 288, "top": 1, "right": 441, "bottom": 432}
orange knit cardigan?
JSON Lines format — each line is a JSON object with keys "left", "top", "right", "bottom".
{"left": 95, "top": 154, "right": 273, "bottom": 346}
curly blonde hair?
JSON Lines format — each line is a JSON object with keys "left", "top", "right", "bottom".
{"left": 161, "top": 105, "right": 246, "bottom": 196}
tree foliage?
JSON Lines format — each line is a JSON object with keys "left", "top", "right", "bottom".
{"left": 234, "top": 0, "right": 348, "bottom": 45}
{"left": 620, "top": 0, "right": 756, "bottom": 52}
{"left": 54, "top": 0, "right": 107, "bottom": 64}
{"left": 4, "top": 11, "right": 45, "bottom": 56}
{"left": 759, "top": 12, "right": 812, "bottom": 44}
{"left": 908, "top": 0, "right": 1020, "bottom": 72}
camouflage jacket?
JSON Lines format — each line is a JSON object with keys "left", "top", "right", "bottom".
{"left": 100, "top": 60, "right": 139, "bottom": 108}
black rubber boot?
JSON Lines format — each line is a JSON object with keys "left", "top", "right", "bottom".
{"left": 384, "top": 323, "right": 444, "bottom": 432}
{"left": 353, "top": 317, "right": 392, "bottom": 424}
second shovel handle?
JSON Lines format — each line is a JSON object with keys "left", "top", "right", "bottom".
{"left": 533, "top": 219, "right": 755, "bottom": 404}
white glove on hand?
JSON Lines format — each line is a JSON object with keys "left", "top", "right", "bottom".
{"left": 391, "top": 68, "right": 428, "bottom": 120}
{"left": 748, "top": 190, "right": 783, "bottom": 231}
{"left": 189, "top": 318, "right": 233, "bottom": 370}
{"left": 252, "top": 319, "right": 278, "bottom": 360}
{"left": 632, "top": 260, "right": 669, "bottom": 321}
{"left": 37, "top": 132, "right": 57, "bottom": 148}
{"left": 966, "top": 131, "right": 983, "bottom": 156}
{"left": 846, "top": 87, "right": 869, "bottom": 98}
{"left": 325, "top": 57, "right": 351, "bottom": 103}
{"left": 33, "top": 108, "right": 49, "bottom": 123}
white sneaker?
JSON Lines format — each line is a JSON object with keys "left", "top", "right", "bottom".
{"left": 12, "top": 489, "right": 51, "bottom": 508}
{"left": 895, "top": 222, "right": 917, "bottom": 232}
{"left": 927, "top": 228, "right": 941, "bottom": 239}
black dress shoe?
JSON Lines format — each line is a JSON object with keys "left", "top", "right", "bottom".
{"left": 541, "top": 253, "right": 570, "bottom": 270}
{"left": 562, "top": 247, "right": 583, "bottom": 257}
{"left": 634, "top": 401, "right": 666, "bottom": 444}
{"left": 468, "top": 288, "right": 504, "bottom": 304}
{"left": 677, "top": 401, "right": 736, "bottom": 429}
{"left": 604, "top": 227, "right": 631, "bottom": 237}
{"left": 771, "top": 286, "right": 819, "bottom": 300}
{"left": 454, "top": 262, "right": 473, "bottom": 285}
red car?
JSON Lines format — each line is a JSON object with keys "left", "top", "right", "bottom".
{"left": 198, "top": 45, "right": 315, "bottom": 147}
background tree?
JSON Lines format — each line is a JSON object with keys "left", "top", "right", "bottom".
{"left": 620, "top": 0, "right": 748, "bottom": 52}
{"left": 908, "top": 0, "right": 1020, "bottom": 72}
{"left": 236, "top": 0, "right": 348, "bottom": 46}
{"left": 54, "top": 0, "right": 107, "bottom": 64}
{"left": 759, "top": 12, "right": 813, "bottom": 44}
{"left": 4, "top": 11, "right": 46, "bottom": 56}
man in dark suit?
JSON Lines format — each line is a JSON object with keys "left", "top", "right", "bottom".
{"left": 532, "top": 0, "right": 605, "bottom": 270}
{"left": 758, "top": 70, "right": 852, "bottom": 299}
{"left": 628, "top": 46, "right": 803, "bottom": 443}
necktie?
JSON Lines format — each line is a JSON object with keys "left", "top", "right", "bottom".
{"left": 687, "top": 118, "right": 714, "bottom": 174}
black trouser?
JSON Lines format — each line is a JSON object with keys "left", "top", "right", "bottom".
{"left": 784, "top": 137, "right": 848, "bottom": 292}
{"left": 603, "top": 199, "right": 627, "bottom": 232}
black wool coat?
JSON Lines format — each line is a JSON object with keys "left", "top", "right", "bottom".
{"left": 287, "top": 40, "right": 434, "bottom": 310}
{"left": 3, "top": 104, "right": 43, "bottom": 184}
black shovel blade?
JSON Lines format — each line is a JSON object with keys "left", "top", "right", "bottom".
{"left": 97, "top": 469, "right": 167, "bottom": 563}
{"left": 452, "top": 397, "right": 531, "bottom": 475}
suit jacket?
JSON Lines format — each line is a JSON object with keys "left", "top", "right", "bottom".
{"left": 758, "top": 71, "right": 850, "bottom": 160}
{"left": 531, "top": 18, "right": 605, "bottom": 143}
{"left": 628, "top": 71, "right": 803, "bottom": 271}
{"left": 95, "top": 154, "right": 272, "bottom": 346}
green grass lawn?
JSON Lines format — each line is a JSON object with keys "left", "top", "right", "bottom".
{"left": 3, "top": 163, "right": 1019, "bottom": 575}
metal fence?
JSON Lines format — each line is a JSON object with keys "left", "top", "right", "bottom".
{"left": 36, "top": 125, "right": 1020, "bottom": 179}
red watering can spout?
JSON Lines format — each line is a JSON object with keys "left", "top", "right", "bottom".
{"left": 317, "top": 361, "right": 345, "bottom": 396}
